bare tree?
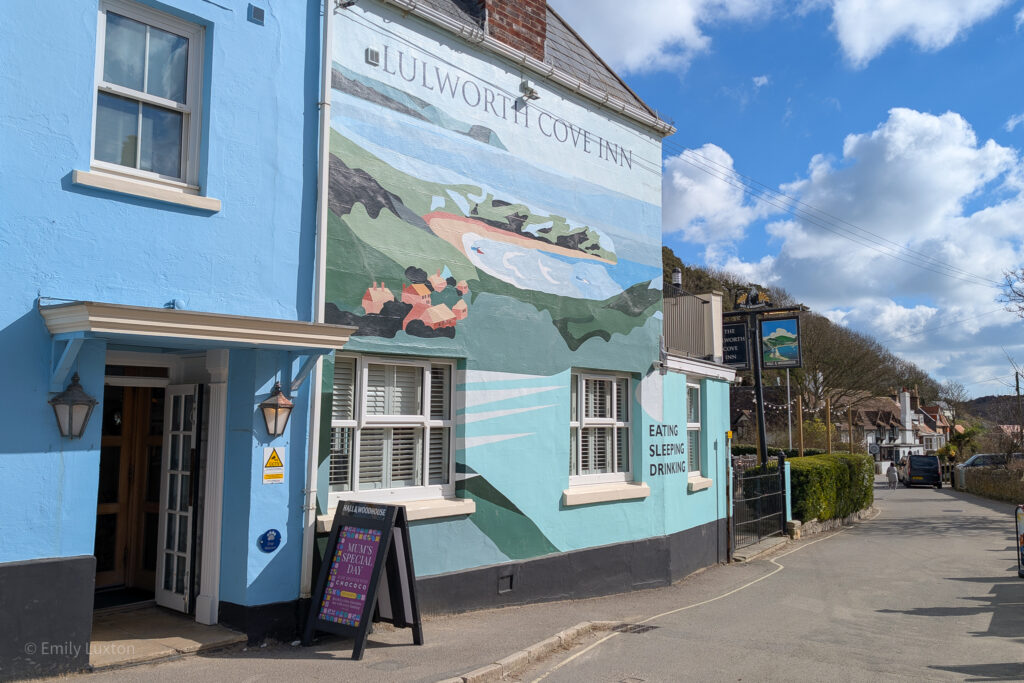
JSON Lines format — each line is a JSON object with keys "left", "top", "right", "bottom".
{"left": 939, "top": 380, "right": 969, "bottom": 424}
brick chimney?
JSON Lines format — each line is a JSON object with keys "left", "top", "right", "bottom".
{"left": 483, "top": 0, "right": 547, "bottom": 61}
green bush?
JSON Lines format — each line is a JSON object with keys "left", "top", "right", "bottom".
{"left": 788, "top": 452, "right": 874, "bottom": 522}
{"left": 732, "top": 444, "right": 825, "bottom": 458}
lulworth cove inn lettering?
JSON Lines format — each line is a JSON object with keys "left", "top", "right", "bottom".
{"left": 648, "top": 423, "right": 686, "bottom": 476}
{"left": 372, "top": 45, "right": 636, "bottom": 169}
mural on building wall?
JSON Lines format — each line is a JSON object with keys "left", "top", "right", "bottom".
{"left": 323, "top": 32, "right": 663, "bottom": 372}
{"left": 318, "top": 5, "right": 692, "bottom": 576}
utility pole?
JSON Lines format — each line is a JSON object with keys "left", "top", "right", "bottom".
{"left": 797, "top": 394, "right": 804, "bottom": 457}
{"left": 826, "top": 397, "right": 832, "bottom": 455}
{"left": 1017, "top": 371, "right": 1022, "bottom": 450}
{"left": 787, "top": 368, "right": 792, "bottom": 450}
{"left": 848, "top": 405, "right": 854, "bottom": 454}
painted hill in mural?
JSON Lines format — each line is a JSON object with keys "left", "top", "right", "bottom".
{"left": 332, "top": 64, "right": 507, "bottom": 150}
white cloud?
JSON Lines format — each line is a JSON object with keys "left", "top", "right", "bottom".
{"left": 548, "top": 0, "right": 772, "bottom": 74}
{"left": 717, "top": 108, "right": 1024, "bottom": 392}
{"left": 828, "top": 0, "right": 1011, "bottom": 67}
{"left": 752, "top": 74, "right": 770, "bottom": 88}
{"left": 662, "top": 144, "right": 770, "bottom": 243}
{"left": 1017, "top": 7, "right": 1024, "bottom": 29}
{"left": 1006, "top": 113, "right": 1024, "bottom": 132}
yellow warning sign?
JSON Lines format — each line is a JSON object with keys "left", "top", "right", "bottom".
{"left": 263, "top": 447, "right": 285, "bottom": 485}
{"left": 265, "top": 449, "right": 284, "bottom": 468}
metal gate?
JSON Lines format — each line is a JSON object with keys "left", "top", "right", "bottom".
{"left": 732, "top": 462, "right": 785, "bottom": 551}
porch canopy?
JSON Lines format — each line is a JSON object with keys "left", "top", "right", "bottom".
{"left": 38, "top": 300, "right": 356, "bottom": 391}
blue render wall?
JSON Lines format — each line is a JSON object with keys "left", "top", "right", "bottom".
{"left": 0, "top": 0, "right": 322, "bottom": 613}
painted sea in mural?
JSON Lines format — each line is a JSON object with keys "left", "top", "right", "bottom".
{"left": 323, "top": 63, "right": 663, "bottom": 374}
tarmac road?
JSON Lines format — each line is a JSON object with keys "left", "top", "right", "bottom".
{"left": 59, "top": 478, "right": 1023, "bottom": 683}
{"left": 522, "top": 479, "right": 1024, "bottom": 682}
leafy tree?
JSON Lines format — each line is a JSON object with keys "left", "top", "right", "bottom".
{"left": 949, "top": 424, "right": 983, "bottom": 459}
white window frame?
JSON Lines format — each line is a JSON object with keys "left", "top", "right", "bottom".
{"left": 92, "top": 0, "right": 204, "bottom": 190}
{"left": 687, "top": 382, "right": 702, "bottom": 479}
{"left": 328, "top": 354, "right": 455, "bottom": 505}
{"left": 569, "top": 371, "right": 633, "bottom": 487}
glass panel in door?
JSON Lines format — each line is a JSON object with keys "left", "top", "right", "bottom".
{"left": 155, "top": 385, "right": 197, "bottom": 612}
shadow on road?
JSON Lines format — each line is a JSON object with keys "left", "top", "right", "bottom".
{"left": 928, "top": 661, "right": 1024, "bottom": 681}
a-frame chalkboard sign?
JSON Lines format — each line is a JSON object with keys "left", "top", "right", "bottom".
{"left": 303, "top": 501, "right": 423, "bottom": 660}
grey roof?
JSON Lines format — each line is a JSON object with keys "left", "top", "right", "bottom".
{"left": 544, "top": 7, "right": 656, "bottom": 118}
{"left": 417, "top": 0, "right": 485, "bottom": 29}
{"left": 414, "top": 1, "right": 658, "bottom": 119}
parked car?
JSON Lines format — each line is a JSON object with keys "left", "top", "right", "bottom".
{"left": 953, "top": 453, "right": 1024, "bottom": 489}
{"left": 899, "top": 454, "right": 942, "bottom": 488}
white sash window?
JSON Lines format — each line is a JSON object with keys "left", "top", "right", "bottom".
{"left": 570, "top": 372, "right": 632, "bottom": 485}
{"left": 329, "top": 355, "right": 453, "bottom": 501}
{"left": 687, "top": 383, "right": 702, "bottom": 476}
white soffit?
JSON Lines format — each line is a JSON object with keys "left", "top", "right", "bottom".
{"left": 664, "top": 354, "right": 736, "bottom": 382}
{"left": 39, "top": 301, "right": 356, "bottom": 349}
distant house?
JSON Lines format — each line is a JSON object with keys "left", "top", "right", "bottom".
{"left": 401, "top": 283, "right": 431, "bottom": 306}
{"left": 456, "top": 280, "right": 469, "bottom": 295}
{"left": 419, "top": 303, "right": 456, "bottom": 329}
{"left": 361, "top": 281, "right": 394, "bottom": 314}
{"left": 838, "top": 388, "right": 946, "bottom": 459}
{"left": 453, "top": 298, "right": 468, "bottom": 320}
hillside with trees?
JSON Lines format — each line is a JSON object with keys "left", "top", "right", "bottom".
{"left": 662, "top": 246, "right": 941, "bottom": 413}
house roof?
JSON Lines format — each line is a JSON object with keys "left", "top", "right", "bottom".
{"left": 422, "top": 303, "right": 455, "bottom": 323}
{"left": 405, "top": 1, "right": 660, "bottom": 121}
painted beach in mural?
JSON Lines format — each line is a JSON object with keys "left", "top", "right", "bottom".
{"left": 321, "top": 3, "right": 663, "bottom": 376}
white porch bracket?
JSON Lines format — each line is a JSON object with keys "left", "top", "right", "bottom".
{"left": 50, "top": 335, "right": 85, "bottom": 392}
{"left": 290, "top": 352, "right": 328, "bottom": 394}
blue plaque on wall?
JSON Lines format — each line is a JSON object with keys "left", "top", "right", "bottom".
{"left": 258, "top": 529, "right": 281, "bottom": 553}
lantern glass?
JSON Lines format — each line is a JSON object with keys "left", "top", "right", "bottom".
{"left": 49, "top": 373, "right": 98, "bottom": 438}
{"left": 260, "top": 382, "right": 293, "bottom": 437}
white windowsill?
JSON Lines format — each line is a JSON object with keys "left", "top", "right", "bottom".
{"left": 562, "top": 481, "right": 650, "bottom": 507}
{"left": 687, "top": 476, "right": 713, "bottom": 492}
{"left": 316, "top": 497, "right": 475, "bottom": 532}
{"left": 73, "top": 169, "right": 221, "bottom": 212}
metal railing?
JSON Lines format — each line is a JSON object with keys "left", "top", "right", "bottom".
{"left": 732, "top": 463, "right": 785, "bottom": 551}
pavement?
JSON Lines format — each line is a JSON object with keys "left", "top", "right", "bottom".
{"left": 42, "top": 476, "right": 1024, "bottom": 682}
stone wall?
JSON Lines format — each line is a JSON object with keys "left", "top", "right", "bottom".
{"left": 964, "top": 466, "right": 1024, "bottom": 504}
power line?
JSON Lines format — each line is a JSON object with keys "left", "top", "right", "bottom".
{"left": 875, "top": 307, "right": 1007, "bottom": 344}
{"left": 338, "top": 9, "right": 1004, "bottom": 290}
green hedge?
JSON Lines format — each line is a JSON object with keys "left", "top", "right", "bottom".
{"left": 732, "top": 444, "right": 826, "bottom": 458}
{"left": 788, "top": 452, "right": 874, "bottom": 522}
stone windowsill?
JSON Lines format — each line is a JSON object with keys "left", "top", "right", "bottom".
{"left": 687, "top": 476, "right": 713, "bottom": 492}
{"left": 562, "top": 481, "right": 651, "bottom": 507}
{"left": 73, "top": 169, "right": 221, "bottom": 212}
{"left": 316, "top": 497, "right": 475, "bottom": 532}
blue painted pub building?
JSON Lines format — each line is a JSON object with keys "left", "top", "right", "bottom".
{"left": 0, "top": 0, "right": 735, "bottom": 678}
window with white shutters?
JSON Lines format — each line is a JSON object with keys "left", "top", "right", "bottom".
{"left": 329, "top": 355, "right": 453, "bottom": 499}
{"left": 570, "top": 372, "right": 632, "bottom": 485}
{"left": 687, "top": 383, "right": 702, "bottom": 476}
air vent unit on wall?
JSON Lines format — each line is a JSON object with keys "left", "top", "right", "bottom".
{"left": 365, "top": 48, "right": 380, "bottom": 67}
{"left": 247, "top": 4, "right": 265, "bottom": 25}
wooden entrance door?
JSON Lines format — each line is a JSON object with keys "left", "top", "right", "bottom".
{"left": 94, "top": 386, "right": 166, "bottom": 591}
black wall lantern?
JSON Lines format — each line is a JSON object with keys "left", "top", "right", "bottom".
{"left": 49, "top": 373, "right": 98, "bottom": 439}
{"left": 260, "top": 381, "right": 294, "bottom": 437}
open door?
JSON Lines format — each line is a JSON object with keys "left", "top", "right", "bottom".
{"left": 155, "top": 385, "right": 198, "bottom": 612}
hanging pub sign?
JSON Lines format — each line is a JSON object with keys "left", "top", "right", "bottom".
{"left": 303, "top": 501, "right": 423, "bottom": 659}
{"left": 722, "top": 320, "right": 750, "bottom": 370}
{"left": 760, "top": 316, "right": 802, "bottom": 369}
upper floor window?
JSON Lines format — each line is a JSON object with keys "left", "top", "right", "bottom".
{"left": 329, "top": 355, "right": 453, "bottom": 501}
{"left": 94, "top": 0, "right": 203, "bottom": 186}
{"left": 570, "top": 372, "right": 632, "bottom": 485}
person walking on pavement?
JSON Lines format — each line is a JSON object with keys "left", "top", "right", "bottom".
{"left": 886, "top": 462, "right": 898, "bottom": 490}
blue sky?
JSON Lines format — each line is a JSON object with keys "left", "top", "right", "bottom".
{"left": 551, "top": 0, "right": 1024, "bottom": 397}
